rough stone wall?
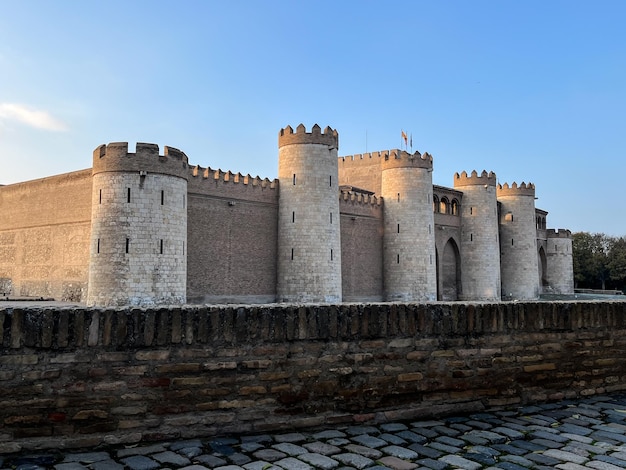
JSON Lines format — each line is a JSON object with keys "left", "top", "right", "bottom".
{"left": 454, "top": 171, "right": 501, "bottom": 301}
{"left": 546, "top": 230, "right": 575, "bottom": 294}
{"left": 498, "top": 184, "right": 540, "bottom": 300}
{"left": 2, "top": 301, "right": 626, "bottom": 453}
{"left": 381, "top": 153, "right": 436, "bottom": 301}
{"left": 277, "top": 126, "right": 342, "bottom": 302}
{"left": 87, "top": 173, "right": 187, "bottom": 306}
{"left": 0, "top": 170, "right": 92, "bottom": 301}
{"left": 338, "top": 153, "right": 384, "bottom": 195}
{"left": 339, "top": 194, "right": 384, "bottom": 301}
{"left": 186, "top": 173, "right": 278, "bottom": 303}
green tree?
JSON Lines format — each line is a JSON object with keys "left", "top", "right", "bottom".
{"left": 572, "top": 232, "right": 611, "bottom": 289}
{"left": 608, "top": 236, "right": 626, "bottom": 290}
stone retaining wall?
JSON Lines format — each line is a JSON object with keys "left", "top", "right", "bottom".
{"left": 1, "top": 301, "right": 626, "bottom": 453}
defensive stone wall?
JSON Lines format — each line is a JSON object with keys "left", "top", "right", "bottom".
{"left": 186, "top": 165, "right": 279, "bottom": 303}
{"left": 338, "top": 151, "right": 389, "bottom": 196}
{"left": 339, "top": 192, "right": 384, "bottom": 302}
{"left": 0, "top": 170, "right": 92, "bottom": 301}
{"left": 3, "top": 301, "right": 625, "bottom": 453}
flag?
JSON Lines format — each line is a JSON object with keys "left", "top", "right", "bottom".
{"left": 401, "top": 130, "right": 408, "bottom": 146}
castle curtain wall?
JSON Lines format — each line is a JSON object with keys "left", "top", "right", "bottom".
{"left": 0, "top": 170, "right": 92, "bottom": 301}
{"left": 186, "top": 171, "right": 278, "bottom": 303}
{"left": 339, "top": 194, "right": 384, "bottom": 302}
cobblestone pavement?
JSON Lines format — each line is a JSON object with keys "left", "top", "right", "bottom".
{"left": 4, "top": 394, "right": 626, "bottom": 470}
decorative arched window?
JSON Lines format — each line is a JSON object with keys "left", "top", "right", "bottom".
{"left": 440, "top": 197, "right": 450, "bottom": 214}
{"left": 451, "top": 199, "right": 459, "bottom": 216}
{"left": 433, "top": 195, "right": 440, "bottom": 213}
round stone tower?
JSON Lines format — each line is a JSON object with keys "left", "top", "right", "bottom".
{"left": 87, "top": 142, "right": 189, "bottom": 306}
{"left": 546, "top": 229, "right": 574, "bottom": 294}
{"left": 453, "top": 170, "right": 501, "bottom": 301}
{"left": 381, "top": 150, "right": 436, "bottom": 301}
{"left": 277, "top": 124, "right": 342, "bottom": 303}
{"left": 497, "top": 182, "right": 540, "bottom": 300}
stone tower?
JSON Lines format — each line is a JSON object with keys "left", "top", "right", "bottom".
{"left": 381, "top": 150, "right": 436, "bottom": 301}
{"left": 453, "top": 170, "right": 501, "bottom": 301}
{"left": 277, "top": 124, "right": 342, "bottom": 303}
{"left": 497, "top": 182, "right": 540, "bottom": 300}
{"left": 546, "top": 229, "right": 575, "bottom": 294}
{"left": 86, "top": 142, "right": 189, "bottom": 306}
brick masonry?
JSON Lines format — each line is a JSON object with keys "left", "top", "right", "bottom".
{"left": 1, "top": 301, "right": 625, "bottom": 452}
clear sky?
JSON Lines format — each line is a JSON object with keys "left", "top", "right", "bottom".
{"left": 1, "top": 1, "right": 625, "bottom": 235}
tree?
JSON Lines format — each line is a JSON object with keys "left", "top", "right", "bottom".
{"left": 572, "top": 232, "right": 611, "bottom": 290}
{"left": 608, "top": 236, "right": 626, "bottom": 290}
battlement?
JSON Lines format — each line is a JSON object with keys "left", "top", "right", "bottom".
{"left": 453, "top": 170, "right": 497, "bottom": 188}
{"left": 547, "top": 229, "right": 572, "bottom": 239}
{"left": 190, "top": 165, "right": 278, "bottom": 189}
{"left": 92, "top": 142, "right": 189, "bottom": 180}
{"left": 497, "top": 182, "right": 536, "bottom": 197}
{"left": 380, "top": 149, "right": 433, "bottom": 170}
{"left": 340, "top": 150, "right": 393, "bottom": 162}
{"left": 278, "top": 124, "right": 339, "bottom": 149}
{"left": 339, "top": 188, "right": 383, "bottom": 207}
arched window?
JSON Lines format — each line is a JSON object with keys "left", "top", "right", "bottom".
{"left": 433, "top": 195, "right": 439, "bottom": 213}
{"left": 451, "top": 199, "right": 459, "bottom": 216}
{"left": 440, "top": 197, "right": 450, "bottom": 214}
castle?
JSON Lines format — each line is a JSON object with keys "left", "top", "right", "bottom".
{"left": 0, "top": 124, "right": 574, "bottom": 306}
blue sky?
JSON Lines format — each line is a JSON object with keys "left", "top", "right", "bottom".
{"left": 1, "top": 1, "right": 625, "bottom": 235}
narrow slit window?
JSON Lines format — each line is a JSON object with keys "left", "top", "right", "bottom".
{"left": 430, "top": 254, "right": 433, "bottom": 265}
{"left": 99, "top": 189, "right": 102, "bottom": 204}
{"left": 293, "top": 174, "right": 296, "bottom": 185}
{"left": 397, "top": 223, "right": 400, "bottom": 233}
{"left": 127, "top": 188, "right": 131, "bottom": 203}
{"left": 291, "top": 248, "right": 294, "bottom": 260}
{"left": 97, "top": 238, "right": 100, "bottom": 254}
{"left": 470, "top": 207, "right": 473, "bottom": 215}
{"left": 330, "top": 212, "right": 333, "bottom": 224}
{"left": 330, "top": 175, "right": 332, "bottom": 187}
{"left": 161, "top": 190, "right": 164, "bottom": 205}
{"left": 512, "top": 238, "right": 514, "bottom": 246}
{"left": 160, "top": 239, "right": 164, "bottom": 254}
{"left": 331, "top": 249, "right": 333, "bottom": 261}
{"left": 397, "top": 254, "right": 400, "bottom": 264}
{"left": 470, "top": 233, "right": 473, "bottom": 242}
{"left": 125, "top": 238, "right": 130, "bottom": 254}
{"left": 555, "top": 244, "right": 558, "bottom": 251}
{"left": 429, "top": 224, "right": 431, "bottom": 234}
{"left": 183, "top": 241, "right": 185, "bottom": 255}
{"left": 397, "top": 193, "right": 400, "bottom": 202}
{"left": 292, "top": 211, "right": 295, "bottom": 223}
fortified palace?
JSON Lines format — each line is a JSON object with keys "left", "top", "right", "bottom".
{"left": 0, "top": 124, "right": 574, "bottom": 306}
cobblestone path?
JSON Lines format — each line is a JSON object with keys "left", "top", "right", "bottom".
{"left": 4, "top": 394, "right": 626, "bottom": 470}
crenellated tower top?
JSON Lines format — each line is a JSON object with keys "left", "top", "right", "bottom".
{"left": 92, "top": 142, "right": 189, "bottom": 180}
{"left": 547, "top": 229, "right": 572, "bottom": 239}
{"left": 453, "top": 170, "right": 497, "bottom": 187}
{"left": 278, "top": 124, "right": 338, "bottom": 149}
{"left": 497, "top": 182, "right": 535, "bottom": 197}
{"left": 380, "top": 149, "right": 433, "bottom": 171}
